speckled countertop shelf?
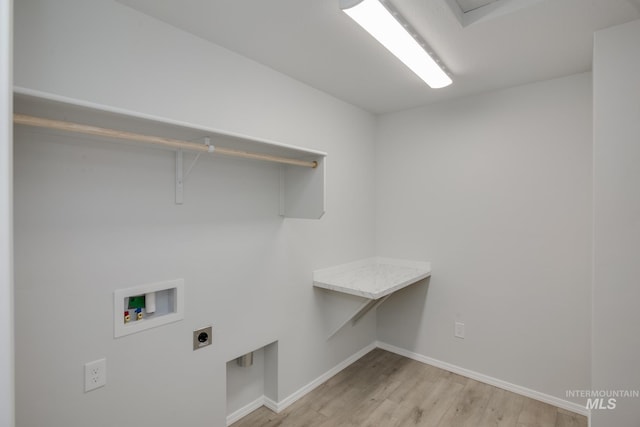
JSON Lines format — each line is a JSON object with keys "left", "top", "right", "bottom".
{"left": 313, "top": 257, "right": 431, "bottom": 300}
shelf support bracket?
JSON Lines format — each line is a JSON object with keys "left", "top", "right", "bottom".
{"left": 326, "top": 295, "right": 391, "bottom": 339}
{"left": 184, "top": 137, "right": 209, "bottom": 180}
{"left": 175, "top": 149, "right": 184, "bottom": 205}
{"left": 352, "top": 294, "right": 390, "bottom": 325}
{"left": 278, "top": 167, "right": 285, "bottom": 217}
{"left": 175, "top": 138, "right": 211, "bottom": 205}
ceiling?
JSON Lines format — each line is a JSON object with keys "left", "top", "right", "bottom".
{"left": 117, "top": 0, "right": 640, "bottom": 114}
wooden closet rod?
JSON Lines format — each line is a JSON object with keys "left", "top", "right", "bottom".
{"left": 13, "top": 114, "right": 318, "bottom": 169}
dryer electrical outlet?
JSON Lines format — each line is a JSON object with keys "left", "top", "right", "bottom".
{"left": 193, "top": 326, "right": 212, "bottom": 350}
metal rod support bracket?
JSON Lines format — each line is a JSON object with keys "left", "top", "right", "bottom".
{"left": 175, "top": 149, "right": 184, "bottom": 205}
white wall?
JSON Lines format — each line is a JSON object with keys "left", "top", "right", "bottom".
{"left": 13, "top": 1, "right": 376, "bottom": 426}
{"left": 375, "top": 73, "right": 593, "bottom": 404}
{"left": 226, "top": 348, "right": 265, "bottom": 415}
{"left": 0, "top": 0, "right": 13, "bottom": 426}
{"left": 593, "top": 19, "right": 640, "bottom": 427}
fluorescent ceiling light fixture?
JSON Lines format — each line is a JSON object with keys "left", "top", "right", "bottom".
{"left": 341, "top": 0, "right": 452, "bottom": 89}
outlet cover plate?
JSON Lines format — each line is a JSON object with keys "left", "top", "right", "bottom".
{"left": 455, "top": 322, "right": 465, "bottom": 339}
{"left": 85, "top": 358, "right": 106, "bottom": 392}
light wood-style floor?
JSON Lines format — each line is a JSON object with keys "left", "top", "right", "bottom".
{"left": 232, "top": 348, "right": 588, "bottom": 427}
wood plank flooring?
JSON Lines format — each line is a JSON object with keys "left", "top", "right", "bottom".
{"left": 231, "top": 348, "right": 588, "bottom": 427}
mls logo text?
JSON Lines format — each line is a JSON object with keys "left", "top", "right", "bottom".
{"left": 566, "top": 389, "right": 639, "bottom": 410}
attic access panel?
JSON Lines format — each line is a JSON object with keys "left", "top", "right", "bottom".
{"left": 449, "top": 0, "right": 546, "bottom": 26}
{"left": 455, "top": 0, "right": 498, "bottom": 13}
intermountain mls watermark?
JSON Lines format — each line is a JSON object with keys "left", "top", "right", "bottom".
{"left": 566, "top": 389, "right": 640, "bottom": 410}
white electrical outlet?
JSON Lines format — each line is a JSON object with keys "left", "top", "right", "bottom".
{"left": 455, "top": 321, "right": 465, "bottom": 339}
{"left": 84, "top": 358, "right": 106, "bottom": 392}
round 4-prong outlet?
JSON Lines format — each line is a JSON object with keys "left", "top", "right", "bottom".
{"left": 193, "top": 326, "right": 212, "bottom": 350}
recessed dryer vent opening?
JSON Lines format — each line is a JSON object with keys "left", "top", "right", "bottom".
{"left": 226, "top": 341, "right": 278, "bottom": 425}
{"left": 237, "top": 352, "right": 254, "bottom": 367}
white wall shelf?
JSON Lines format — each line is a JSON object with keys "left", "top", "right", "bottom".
{"left": 313, "top": 257, "right": 431, "bottom": 338}
{"left": 13, "top": 88, "right": 327, "bottom": 219}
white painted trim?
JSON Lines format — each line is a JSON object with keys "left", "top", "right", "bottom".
{"left": 263, "top": 396, "right": 278, "bottom": 413}
{"left": 226, "top": 341, "right": 377, "bottom": 425}
{"left": 275, "top": 342, "right": 377, "bottom": 413}
{"left": 375, "top": 341, "right": 591, "bottom": 418}
{"left": 226, "top": 396, "right": 266, "bottom": 426}
{"left": 227, "top": 340, "right": 590, "bottom": 426}
{"left": 0, "top": 0, "right": 13, "bottom": 426}
{"left": 14, "top": 87, "right": 328, "bottom": 157}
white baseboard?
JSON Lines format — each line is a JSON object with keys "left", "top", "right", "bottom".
{"left": 263, "top": 396, "right": 278, "bottom": 413}
{"left": 226, "top": 341, "right": 377, "bottom": 425}
{"left": 228, "top": 340, "right": 590, "bottom": 426}
{"left": 375, "top": 340, "right": 590, "bottom": 418}
{"left": 226, "top": 396, "right": 266, "bottom": 426}
{"left": 275, "top": 341, "right": 377, "bottom": 413}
